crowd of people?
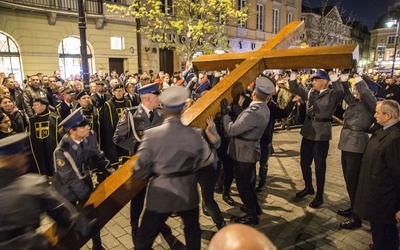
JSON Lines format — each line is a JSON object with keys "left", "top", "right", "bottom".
{"left": 0, "top": 64, "right": 399, "bottom": 250}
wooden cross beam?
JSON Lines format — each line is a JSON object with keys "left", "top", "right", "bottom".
{"left": 44, "top": 21, "right": 357, "bottom": 249}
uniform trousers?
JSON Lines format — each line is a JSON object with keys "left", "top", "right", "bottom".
{"left": 220, "top": 154, "right": 235, "bottom": 193}
{"left": 234, "top": 161, "right": 261, "bottom": 212}
{"left": 130, "top": 187, "right": 171, "bottom": 239}
{"left": 369, "top": 220, "right": 399, "bottom": 250}
{"left": 135, "top": 207, "right": 201, "bottom": 250}
{"left": 256, "top": 142, "right": 272, "bottom": 186}
{"left": 341, "top": 151, "right": 363, "bottom": 209}
{"left": 197, "top": 165, "right": 224, "bottom": 227}
{"left": 300, "top": 137, "right": 329, "bottom": 197}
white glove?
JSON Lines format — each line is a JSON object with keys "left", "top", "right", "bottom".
{"left": 290, "top": 72, "right": 298, "bottom": 81}
{"left": 353, "top": 76, "right": 363, "bottom": 84}
{"left": 329, "top": 74, "right": 339, "bottom": 83}
{"left": 340, "top": 73, "right": 350, "bottom": 82}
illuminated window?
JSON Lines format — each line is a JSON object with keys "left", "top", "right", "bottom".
{"left": 58, "top": 37, "right": 95, "bottom": 79}
{"left": 110, "top": 37, "right": 125, "bottom": 50}
{"left": 0, "top": 31, "right": 23, "bottom": 84}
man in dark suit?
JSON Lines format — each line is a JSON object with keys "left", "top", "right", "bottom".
{"left": 353, "top": 100, "right": 400, "bottom": 250}
{"left": 133, "top": 86, "right": 213, "bottom": 250}
{"left": 289, "top": 70, "right": 344, "bottom": 208}
{"left": 337, "top": 74, "right": 377, "bottom": 229}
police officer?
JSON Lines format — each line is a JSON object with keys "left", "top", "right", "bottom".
{"left": 51, "top": 108, "right": 113, "bottom": 250}
{"left": 337, "top": 74, "right": 377, "bottom": 229}
{"left": 0, "top": 133, "right": 94, "bottom": 249}
{"left": 113, "top": 83, "right": 167, "bottom": 244}
{"left": 133, "top": 86, "right": 214, "bottom": 250}
{"left": 28, "top": 97, "right": 60, "bottom": 179}
{"left": 289, "top": 70, "right": 344, "bottom": 208}
{"left": 221, "top": 75, "right": 274, "bottom": 225}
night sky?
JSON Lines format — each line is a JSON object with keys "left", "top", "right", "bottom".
{"left": 303, "top": 0, "right": 397, "bottom": 30}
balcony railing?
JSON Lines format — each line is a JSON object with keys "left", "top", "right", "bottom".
{"left": 2, "top": 0, "right": 103, "bottom": 15}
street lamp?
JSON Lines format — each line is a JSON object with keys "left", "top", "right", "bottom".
{"left": 386, "top": 9, "right": 400, "bottom": 77}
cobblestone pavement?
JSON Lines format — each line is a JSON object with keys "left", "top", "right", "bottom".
{"left": 40, "top": 125, "right": 398, "bottom": 249}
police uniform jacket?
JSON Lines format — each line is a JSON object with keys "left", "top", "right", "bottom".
{"left": 289, "top": 79, "right": 344, "bottom": 141}
{"left": 338, "top": 79, "right": 376, "bottom": 153}
{"left": 101, "top": 96, "right": 132, "bottom": 167}
{"left": 133, "top": 117, "right": 213, "bottom": 213}
{"left": 52, "top": 131, "right": 110, "bottom": 203}
{"left": 0, "top": 170, "right": 77, "bottom": 249}
{"left": 353, "top": 121, "right": 400, "bottom": 224}
{"left": 113, "top": 103, "right": 163, "bottom": 153}
{"left": 22, "top": 86, "right": 48, "bottom": 117}
{"left": 223, "top": 101, "right": 270, "bottom": 163}
{"left": 28, "top": 109, "right": 60, "bottom": 175}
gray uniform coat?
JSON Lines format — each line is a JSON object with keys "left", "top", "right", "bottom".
{"left": 354, "top": 122, "right": 400, "bottom": 223}
{"left": 133, "top": 117, "right": 213, "bottom": 213}
{"left": 113, "top": 104, "right": 163, "bottom": 153}
{"left": 289, "top": 79, "right": 344, "bottom": 141}
{"left": 338, "top": 79, "right": 376, "bottom": 153}
{"left": 223, "top": 101, "right": 270, "bottom": 163}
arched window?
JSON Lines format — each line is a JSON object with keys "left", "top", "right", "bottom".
{"left": 0, "top": 32, "right": 23, "bottom": 84}
{"left": 58, "top": 37, "right": 95, "bottom": 80}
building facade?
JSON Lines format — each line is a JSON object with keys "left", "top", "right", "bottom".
{"left": 300, "top": 5, "right": 352, "bottom": 48}
{"left": 0, "top": 0, "right": 139, "bottom": 83}
{"left": 0, "top": 0, "right": 303, "bottom": 80}
{"left": 367, "top": 1, "right": 400, "bottom": 75}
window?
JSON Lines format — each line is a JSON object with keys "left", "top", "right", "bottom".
{"left": 377, "top": 45, "right": 386, "bottom": 59}
{"left": 238, "top": 0, "right": 247, "bottom": 27}
{"left": 287, "top": 13, "right": 293, "bottom": 24}
{"left": 371, "top": 37, "right": 376, "bottom": 46}
{"left": 0, "top": 31, "right": 23, "bottom": 84}
{"left": 110, "top": 37, "right": 125, "bottom": 50}
{"left": 388, "top": 36, "right": 395, "bottom": 44}
{"left": 161, "top": 0, "right": 174, "bottom": 14}
{"left": 385, "top": 48, "right": 393, "bottom": 60}
{"left": 58, "top": 37, "right": 95, "bottom": 79}
{"left": 272, "top": 9, "right": 279, "bottom": 34}
{"left": 256, "top": 4, "right": 264, "bottom": 31}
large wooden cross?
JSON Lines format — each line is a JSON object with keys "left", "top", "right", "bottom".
{"left": 44, "top": 21, "right": 357, "bottom": 249}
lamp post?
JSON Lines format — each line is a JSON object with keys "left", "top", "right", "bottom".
{"left": 387, "top": 9, "right": 400, "bottom": 77}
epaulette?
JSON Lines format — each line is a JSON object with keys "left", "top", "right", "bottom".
{"left": 126, "top": 106, "right": 138, "bottom": 113}
{"left": 250, "top": 106, "right": 259, "bottom": 111}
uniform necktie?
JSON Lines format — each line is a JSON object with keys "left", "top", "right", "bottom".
{"left": 149, "top": 110, "right": 154, "bottom": 122}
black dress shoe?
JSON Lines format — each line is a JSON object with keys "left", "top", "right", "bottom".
{"left": 309, "top": 197, "right": 323, "bottom": 208}
{"left": 339, "top": 217, "right": 362, "bottom": 230}
{"left": 222, "top": 194, "right": 235, "bottom": 206}
{"left": 240, "top": 205, "right": 262, "bottom": 215}
{"left": 202, "top": 206, "right": 210, "bottom": 217}
{"left": 214, "top": 186, "right": 223, "bottom": 194}
{"left": 337, "top": 208, "right": 352, "bottom": 217}
{"left": 295, "top": 187, "right": 315, "bottom": 198}
{"left": 255, "top": 185, "right": 265, "bottom": 193}
{"left": 234, "top": 212, "right": 259, "bottom": 225}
